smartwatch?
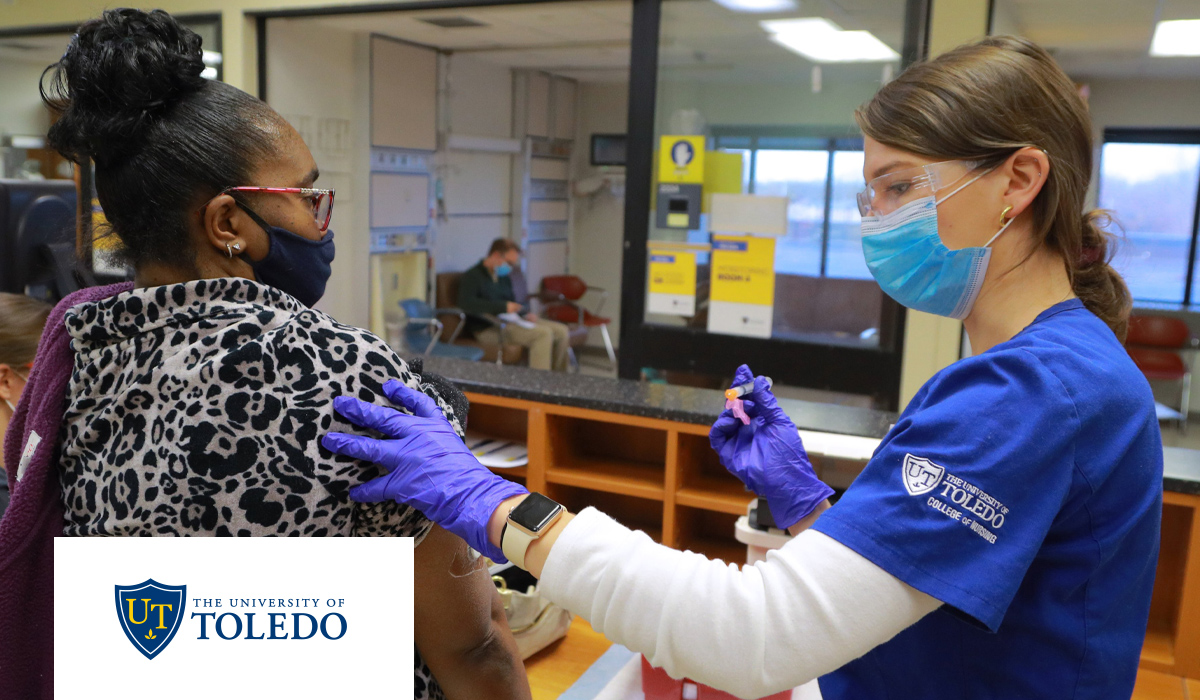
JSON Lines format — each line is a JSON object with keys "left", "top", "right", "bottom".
{"left": 501, "top": 493, "right": 565, "bottom": 569}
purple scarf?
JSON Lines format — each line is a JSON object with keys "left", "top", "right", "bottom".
{"left": 0, "top": 283, "right": 132, "bottom": 700}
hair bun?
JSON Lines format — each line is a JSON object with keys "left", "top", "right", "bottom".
{"left": 43, "top": 8, "right": 207, "bottom": 164}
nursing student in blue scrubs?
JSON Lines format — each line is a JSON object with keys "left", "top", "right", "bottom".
{"left": 326, "top": 36, "right": 1162, "bottom": 700}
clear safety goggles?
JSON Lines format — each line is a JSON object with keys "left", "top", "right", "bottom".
{"left": 856, "top": 160, "right": 984, "bottom": 217}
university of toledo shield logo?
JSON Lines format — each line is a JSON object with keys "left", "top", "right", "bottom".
{"left": 115, "top": 579, "right": 186, "bottom": 660}
{"left": 902, "top": 454, "right": 945, "bottom": 496}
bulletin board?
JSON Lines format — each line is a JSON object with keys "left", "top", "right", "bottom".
{"left": 370, "top": 172, "right": 430, "bottom": 229}
{"left": 370, "top": 36, "right": 437, "bottom": 151}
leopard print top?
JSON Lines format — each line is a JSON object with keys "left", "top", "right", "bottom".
{"left": 58, "top": 278, "right": 450, "bottom": 698}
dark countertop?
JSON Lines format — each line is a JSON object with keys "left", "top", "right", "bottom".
{"left": 420, "top": 356, "right": 897, "bottom": 439}
{"left": 1164, "top": 447, "right": 1200, "bottom": 496}
{"left": 420, "top": 356, "right": 1200, "bottom": 496}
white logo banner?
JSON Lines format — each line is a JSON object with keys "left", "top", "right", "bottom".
{"left": 56, "top": 537, "right": 414, "bottom": 699}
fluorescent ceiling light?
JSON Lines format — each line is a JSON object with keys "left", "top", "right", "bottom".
{"left": 1150, "top": 19, "right": 1200, "bottom": 57}
{"left": 713, "top": 0, "right": 798, "bottom": 13}
{"left": 761, "top": 17, "right": 899, "bottom": 63}
{"left": 202, "top": 50, "right": 222, "bottom": 66}
{"left": 201, "top": 66, "right": 218, "bottom": 80}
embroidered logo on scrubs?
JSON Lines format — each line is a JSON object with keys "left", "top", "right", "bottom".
{"left": 902, "top": 454, "right": 945, "bottom": 495}
{"left": 902, "top": 453, "right": 1010, "bottom": 544}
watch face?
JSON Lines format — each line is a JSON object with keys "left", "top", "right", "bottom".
{"left": 509, "top": 493, "right": 563, "bottom": 532}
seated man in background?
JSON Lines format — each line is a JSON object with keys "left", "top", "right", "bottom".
{"left": 458, "top": 239, "right": 570, "bottom": 371}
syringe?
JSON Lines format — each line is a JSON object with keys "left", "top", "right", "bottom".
{"left": 725, "top": 377, "right": 773, "bottom": 400}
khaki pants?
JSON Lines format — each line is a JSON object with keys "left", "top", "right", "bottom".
{"left": 476, "top": 319, "right": 571, "bottom": 371}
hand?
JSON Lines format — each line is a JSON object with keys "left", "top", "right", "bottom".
{"left": 524, "top": 312, "right": 538, "bottom": 322}
{"left": 322, "top": 380, "right": 529, "bottom": 562}
{"left": 506, "top": 301, "right": 523, "bottom": 314}
{"left": 709, "top": 365, "right": 834, "bottom": 529}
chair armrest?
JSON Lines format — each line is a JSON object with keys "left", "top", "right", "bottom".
{"left": 426, "top": 319, "right": 444, "bottom": 354}
{"left": 403, "top": 317, "right": 444, "bottom": 355}
{"left": 586, "top": 286, "right": 609, "bottom": 316}
{"left": 480, "top": 313, "right": 507, "bottom": 330}
{"left": 434, "top": 307, "right": 468, "bottom": 345}
{"left": 481, "top": 314, "right": 509, "bottom": 365}
{"left": 545, "top": 299, "right": 584, "bottom": 324}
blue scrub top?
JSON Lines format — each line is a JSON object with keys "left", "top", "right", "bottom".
{"left": 814, "top": 299, "right": 1163, "bottom": 699}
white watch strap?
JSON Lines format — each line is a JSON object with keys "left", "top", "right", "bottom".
{"left": 502, "top": 523, "right": 538, "bottom": 569}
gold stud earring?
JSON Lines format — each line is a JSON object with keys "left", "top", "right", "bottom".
{"left": 1000, "top": 205, "right": 1013, "bottom": 225}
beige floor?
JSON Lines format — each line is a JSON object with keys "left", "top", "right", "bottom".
{"left": 1133, "top": 669, "right": 1200, "bottom": 700}
{"left": 1161, "top": 420, "right": 1200, "bottom": 450}
{"left": 575, "top": 347, "right": 618, "bottom": 379}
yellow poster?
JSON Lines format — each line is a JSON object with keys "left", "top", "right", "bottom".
{"left": 647, "top": 249, "right": 697, "bottom": 316}
{"left": 649, "top": 250, "right": 696, "bottom": 296}
{"left": 710, "top": 235, "right": 776, "bottom": 306}
{"left": 658, "top": 135, "right": 706, "bottom": 184}
{"left": 702, "top": 150, "right": 744, "bottom": 213}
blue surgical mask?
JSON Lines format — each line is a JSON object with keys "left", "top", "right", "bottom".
{"left": 238, "top": 204, "right": 336, "bottom": 307}
{"left": 860, "top": 170, "right": 1013, "bottom": 320}
{"left": 496, "top": 263, "right": 512, "bottom": 277}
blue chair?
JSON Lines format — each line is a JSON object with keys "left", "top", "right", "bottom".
{"left": 399, "top": 298, "right": 485, "bottom": 361}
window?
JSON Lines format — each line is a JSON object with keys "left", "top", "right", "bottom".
{"left": 1098, "top": 130, "right": 1200, "bottom": 306}
{"left": 714, "top": 133, "right": 871, "bottom": 280}
{"left": 754, "top": 149, "right": 828, "bottom": 276}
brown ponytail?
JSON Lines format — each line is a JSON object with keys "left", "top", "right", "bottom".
{"left": 1072, "top": 210, "right": 1131, "bottom": 340}
{"left": 855, "top": 36, "right": 1133, "bottom": 341}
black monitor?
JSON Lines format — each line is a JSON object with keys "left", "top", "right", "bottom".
{"left": 0, "top": 179, "right": 81, "bottom": 303}
{"left": 590, "top": 134, "right": 627, "bottom": 167}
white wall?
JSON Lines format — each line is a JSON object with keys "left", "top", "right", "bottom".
{"left": 1087, "top": 77, "right": 1200, "bottom": 132}
{"left": 0, "top": 56, "right": 52, "bottom": 138}
{"left": 570, "top": 81, "right": 628, "bottom": 349}
{"left": 656, "top": 76, "right": 878, "bottom": 131}
{"left": 266, "top": 18, "right": 371, "bottom": 329}
{"left": 436, "top": 54, "right": 514, "bottom": 274}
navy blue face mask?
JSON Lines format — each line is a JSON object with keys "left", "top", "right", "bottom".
{"left": 235, "top": 202, "right": 336, "bottom": 307}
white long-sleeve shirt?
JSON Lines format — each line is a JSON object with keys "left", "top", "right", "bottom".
{"left": 540, "top": 508, "right": 942, "bottom": 699}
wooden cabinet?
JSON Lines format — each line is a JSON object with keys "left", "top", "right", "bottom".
{"left": 1142, "top": 491, "right": 1200, "bottom": 679}
{"left": 467, "top": 392, "right": 756, "bottom": 564}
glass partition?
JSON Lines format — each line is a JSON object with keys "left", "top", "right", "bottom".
{"left": 642, "top": 0, "right": 907, "bottom": 350}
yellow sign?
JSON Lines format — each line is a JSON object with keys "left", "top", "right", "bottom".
{"left": 647, "top": 248, "right": 697, "bottom": 316}
{"left": 710, "top": 235, "right": 776, "bottom": 306}
{"left": 658, "top": 135, "right": 706, "bottom": 184}
{"left": 703, "top": 150, "right": 744, "bottom": 213}
{"left": 649, "top": 250, "right": 696, "bottom": 297}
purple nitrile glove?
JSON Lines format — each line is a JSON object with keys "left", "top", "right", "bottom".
{"left": 322, "top": 379, "right": 528, "bottom": 563}
{"left": 709, "top": 365, "right": 834, "bottom": 530}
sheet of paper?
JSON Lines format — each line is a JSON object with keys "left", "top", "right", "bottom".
{"left": 498, "top": 312, "right": 537, "bottom": 329}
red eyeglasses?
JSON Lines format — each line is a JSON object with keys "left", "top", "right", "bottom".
{"left": 200, "top": 186, "right": 336, "bottom": 233}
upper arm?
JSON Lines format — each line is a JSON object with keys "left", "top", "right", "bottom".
{"left": 303, "top": 319, "right": 463, "bottom": 537}
{"left": 414, "top": 525, "right": 528, "bottom": 700}
{"left": 413, "top": 525, "right": 503, "bottom": 656}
